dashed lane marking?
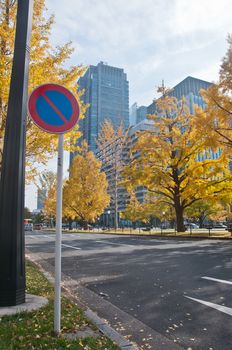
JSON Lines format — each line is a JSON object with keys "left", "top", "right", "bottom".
{"left": 95, "top": 240, "right": 134, "bottom": 248}
{"left": 61, "top": 243, "right": 81, "bottom": 250}
{"left": 26, "top": 235, "right": 81, "bottom": 250}
{"left": 202, "top": 276, "right": 232, "bottom": 285}
{"left": 185, "top": 296, "right": 232, "bottom": 317}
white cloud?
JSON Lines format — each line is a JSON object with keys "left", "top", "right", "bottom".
{"left": 45, "top": 0, "right": 231, "bottom": 104}
{"left": 169, "top": 0, "right": 232, "bottom": 36}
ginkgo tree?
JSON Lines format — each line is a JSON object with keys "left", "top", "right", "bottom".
{"left": 121, "top": 191, "right": 148, "bottom": 228}
{"left": 0, "top": 0, "right": 86, "bottom": 177}
{"left": 44, "top": 184, "right": 56, "bottom": 227}
{"left": 97, "top": 119, "right": 127, "bottom": 229}
{"left": 194, "top": 35, "right": 232, "bottom": 149}
{"left": 123, "top": 94, "right": 232, "bottom": 232}
{"left": 185, "top": 200, "right": 227, "bottom": 228}
{"left": 62, "top": 142, "right": 110, "bottom": 229}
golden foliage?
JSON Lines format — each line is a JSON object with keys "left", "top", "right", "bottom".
{"left": 44, "top": 184, "right": 56, "bottom": 218}
{"left": 63, "top": 141, "right": 110, "bottom": 224}
{"left": 195, "top": 35, "right": 232, "bottom": 149}
{"left": 0, "top": 0, "right": 87, "bottom": 179}
{"left": 121, "top": 191, "right": 148, "bottom": 223}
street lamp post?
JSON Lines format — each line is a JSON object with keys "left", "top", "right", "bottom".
{"left": 161, "top": 211, "right": 165, "bottom": 235}
{"left": 0, "top": 0, "right": 33, "bottom": 306}
{"left": 107, "top": 210, "right": 111, "bottom": 229}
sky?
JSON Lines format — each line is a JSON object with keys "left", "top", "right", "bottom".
{"left": 25, "top": 0, "right": 232, "bottom": 210}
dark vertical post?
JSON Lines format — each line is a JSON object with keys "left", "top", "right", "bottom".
{"left": 0, "top": 0, "right": 33, "bottom": 306}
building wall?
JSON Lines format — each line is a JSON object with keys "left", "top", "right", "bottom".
{"left": 96, "top": 119, "right": 155, "bottom": 226}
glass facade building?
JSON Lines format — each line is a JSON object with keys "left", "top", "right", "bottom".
{"left": 76, "top": 62, "right": 129, "bottom": 153}
{"left": 147, "top": 76, "right": 222, "bottom": 161}
{"left": 129, "top": 103, "right": 148, "bottom": 126}
{"left": 37, "top": 188, "right": 46, "bottom": 210}
{"left": 147, "top": 76, "right": 211, "bottom": 114}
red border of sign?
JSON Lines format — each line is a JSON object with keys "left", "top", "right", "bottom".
{"left": 28, "top": 83, "right": 80, "bottom": 134}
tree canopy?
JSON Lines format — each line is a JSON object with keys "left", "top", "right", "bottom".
{"left": 63, "top": 142, "right": 110, "bottom": 228}
{"left": 0, "top": 0, "right": 86, "bottom": 178}
{"left": 195, "top": 35, "right": 232, "bottom": 149}
{"left": 123, "top": 95, "right": 232, "bottom": 232}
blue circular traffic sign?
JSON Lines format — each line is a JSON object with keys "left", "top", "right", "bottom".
{"left": 28, "top": 84, "right": 80, "bottom": 134}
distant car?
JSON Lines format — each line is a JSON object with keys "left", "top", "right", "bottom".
{"left": 33, "top": 223, "right": 42, "bottom": 230}
{"left": 212, "top": 223, "right": 227, "bottom": 228}
{"left": 185, "top": 223, "right": 199, "bottom": 229}
{"left": 62, "top": 223, "right": 69, "bottom": 229}
{"left": 142, "top": 227, "right": 151, "bottom": 231}
{"left": 24, "top": 223, "right": 33, "bottom": 231}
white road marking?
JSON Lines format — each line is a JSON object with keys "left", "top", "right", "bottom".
{"left": 61, "top": 243, "right": 81, "bottom": 250}
{"left": 185, "top": 296, "right": 232, "bottom": 317}
{"left": 41, "top": 235, "right": 52, "bottom": 239}
{"left": 96, "top": 240, "right": 120, "bottom": 245}
{"left": 202, "top": 276, "right": 232, "bottom": 285}
{"left": 95, "top": 240, "right": 132, "bottom": 247}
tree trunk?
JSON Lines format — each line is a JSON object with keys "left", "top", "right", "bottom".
{"left": 175, "top": 204, "right": 185, "bottom": 232}
{"left": 82, "top": 220, "right": 88, "bottom": 230}
{"left": 199, "top": 215, "right": 204, "bottom": 228}
{"left": 114, "top": 145, "right": 118, "bottom": 230}
{"left": 172, "top": 167, "right": 185, "bottom": 232}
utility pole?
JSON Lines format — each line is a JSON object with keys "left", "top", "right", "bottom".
{"left": 0, "top": 0, "right": 33, "bottom": 306}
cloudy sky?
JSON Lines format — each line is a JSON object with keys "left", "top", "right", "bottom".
{"left": 25, "top": 0, "right": 232, "bottom": 210}
{"left": 46, "top": 0, "right": 231, "bottom": 105}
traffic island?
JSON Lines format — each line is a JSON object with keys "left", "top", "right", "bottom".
{"left": 0, "top": 260, "right": 119, "bottom": 350}
{"left": 44, "top": 228, "right": 232, "bottom": 239}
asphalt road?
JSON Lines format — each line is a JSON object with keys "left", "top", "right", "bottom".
{"left": 26, "top": 232, "right": 232, "bottom": 350}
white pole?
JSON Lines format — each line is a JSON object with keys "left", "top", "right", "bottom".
{"left": 54, "top": 133, "right": 64, "bottom": 334}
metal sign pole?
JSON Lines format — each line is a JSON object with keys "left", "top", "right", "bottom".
{"left": 54, "top": 134, "right": 64, "bottom": 334}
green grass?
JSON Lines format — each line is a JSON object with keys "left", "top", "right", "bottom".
{"left": 0, "top": 260, "right": 119, "bottom": 350}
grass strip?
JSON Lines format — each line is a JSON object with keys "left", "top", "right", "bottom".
{"left": 45, "top": 228, "right": 232, "bottom": 238}
{"left": 0, "top": 260, "right": 119, "bottom": 350}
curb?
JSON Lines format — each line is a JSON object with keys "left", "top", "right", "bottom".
{"left": 26, "top": 254, "right": 138, "bottom": 350}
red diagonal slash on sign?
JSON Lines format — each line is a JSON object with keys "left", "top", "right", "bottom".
{"left": 41, "top": 92, "right": 67, "bottom": 123}
{"left": 28, "top": 83, "right": 80, "bottom": 134}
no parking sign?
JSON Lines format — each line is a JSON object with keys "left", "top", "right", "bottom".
{"left": 28, "top": 83, "right": 80, "bottom": 334}
{"left": 28, "top": 83, "right": 79, "bottom": 134}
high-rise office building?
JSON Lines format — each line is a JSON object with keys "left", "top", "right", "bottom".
{"left": 147, "top": 76, "right": 211, "bottom": 114}
{"left": 76, "top": 62, "right": 129, "bottom": 153}
{"left": 37, "top": 188, "right": 46, "bottom": 210}
{"left": 130, "top": 103, "right": 148, "bottom": 126}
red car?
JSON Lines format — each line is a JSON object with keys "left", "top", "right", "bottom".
{"left": 33, "top": 223, "right": 42, "bottom": 230}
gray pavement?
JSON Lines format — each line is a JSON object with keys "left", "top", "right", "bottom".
{"left": 0, "top": 294, "right": 48, "bottom": 316}
{"left": 26, "top": 231, "right": 232, "bottom": 350}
